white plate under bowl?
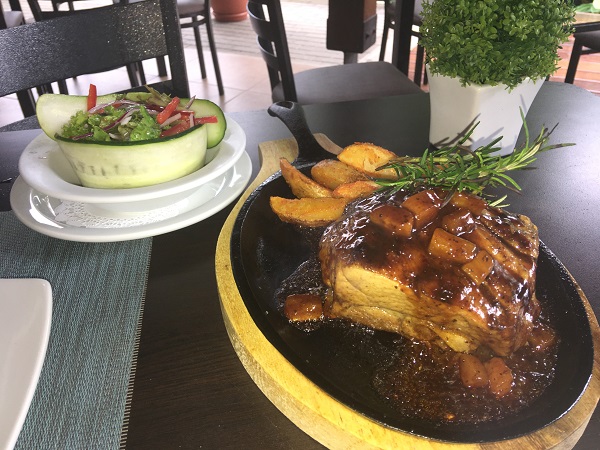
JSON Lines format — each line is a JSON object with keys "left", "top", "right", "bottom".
{"left": 18, "top": 115, "right": 245, "bottom": 213}
{"left": 10, "top": 152, "right": 252, "bottom": 242}
{"left": 0, "top": 278, "right": 52, "bottom": 450}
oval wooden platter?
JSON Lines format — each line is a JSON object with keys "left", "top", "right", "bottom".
{"left": 215, "top": 135, "right": 600, "bottom": 449}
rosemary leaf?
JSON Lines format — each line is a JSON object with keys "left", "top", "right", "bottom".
{"left": 376, "top": 118, "right": 573, "bottom": 204}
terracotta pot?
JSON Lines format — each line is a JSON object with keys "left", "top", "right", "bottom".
{"left": 427, "top": 65, "right": 543, "bottom": 155}
{"left": 212, "top": 0, "right": 248, "bottom": 22}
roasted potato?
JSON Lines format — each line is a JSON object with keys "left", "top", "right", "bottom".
{"left": 270, "top": 196, "right": 349, "bottom": 227}
{"left": 310, "top": 159, "right": 369, "bottom": 190}
{"left": 332, "top": 180, "right": 381, "bottom": 200}
{"left": 337, "top": 143, "right": 398, "bottom": 180}
{"left": 280, "top": 158, "right": 332, "bottom": 198}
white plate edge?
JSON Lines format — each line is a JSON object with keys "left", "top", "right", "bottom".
{"left": 17, "top": 115, "right": 245, "bottom": 204}
{"left": 10, "top": 152, "right": 252, "bottom": 242}
{"left": 0, "top": 278, "right": 52, "bottom": 450}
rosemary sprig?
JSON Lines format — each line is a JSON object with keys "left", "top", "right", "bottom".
{"left": 376, "top": 113, "right": 573, "bottom": 206}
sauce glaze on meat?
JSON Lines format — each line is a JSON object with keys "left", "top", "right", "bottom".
{"left": 277, "top": 188, "right": 558, "bottom": 423}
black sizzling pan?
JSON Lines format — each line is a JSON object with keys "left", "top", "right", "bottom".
{"left": 229, "top": 101, "right": 594, "bottom": 443}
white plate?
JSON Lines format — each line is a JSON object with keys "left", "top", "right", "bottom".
{"left": 10, "top": 152, "right": 252, "bottom": 242}
{"left": 18, "top": 115, "right": 245, "bottom": 208}
{"left": 0, "top": 279, "right": 52, "bottom": 450}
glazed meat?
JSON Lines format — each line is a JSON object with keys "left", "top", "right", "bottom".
{"left": 319, "top": 188, "right": 540, "bottom": 357}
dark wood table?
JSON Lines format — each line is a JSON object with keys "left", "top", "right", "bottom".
{"left": 1, "top": 82, "right": 599, "bottom": 449}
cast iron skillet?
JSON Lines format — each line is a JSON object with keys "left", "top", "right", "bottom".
{"left": 230, "top": 102, "right": 594, "bottom": 443}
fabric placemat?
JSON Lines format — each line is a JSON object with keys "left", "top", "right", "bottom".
{"left": 0, "top": 211, "right": 152, "bottom": 449}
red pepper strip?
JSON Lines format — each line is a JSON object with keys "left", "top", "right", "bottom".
{"left": 160, "top": 121, "right": 189, "bottom": 137}
{"left": 156, "top": 97, "right": 180, "bottom": 124}
{"left": 87, "top": 84, "right": 97, "bottom": 111}
{"left": 194, "top": 115, "right": 218, "bottom": 125}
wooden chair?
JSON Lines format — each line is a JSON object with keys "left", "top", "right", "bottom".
{"left": 177, "top": 0, "right": 224, "bottom": 96}
{"left": 379, "top": 0, "right": 426, "bottom": 86}
{"left": 247, "top": 0, "right": 422, "bottom": 105}
{"left": 0, "top": 0, "right": 189, "bottom": 119}
{"left": 565, "top": 29, "right": 600, "bottom": 84}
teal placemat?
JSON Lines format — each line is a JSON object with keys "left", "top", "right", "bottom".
{"left": 0, "top": 211, "right": 152, "bottom": 450}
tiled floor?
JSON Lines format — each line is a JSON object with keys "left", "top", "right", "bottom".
{"left": 1, "top": 0, "right": 598, "bottom": 129}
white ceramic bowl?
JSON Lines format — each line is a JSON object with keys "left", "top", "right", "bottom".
{"left": 18, "top": 116, "right": 246, "bottom": 213}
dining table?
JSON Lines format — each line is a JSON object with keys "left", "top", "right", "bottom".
{"left": 1, "top": 81, "right": 599, "bottom": 449}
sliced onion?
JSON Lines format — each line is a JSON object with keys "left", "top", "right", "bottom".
{"left": 160, "top": 113, "right": 182, "bottom": 128}
{"left": 183, "top": 96, "right": 196, "bottom": 109}
{"left": 88, "top": 99, "right": 138, "bottom": 113}
{"left": 118, "top": 108, "right": 137, "bottom": 125}
{"left": 87, "top": 102, "right": 113, "bottom": 113}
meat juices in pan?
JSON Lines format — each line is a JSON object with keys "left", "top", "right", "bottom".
{"left": 278, "top": 188, "right": 558, "bottom": 423}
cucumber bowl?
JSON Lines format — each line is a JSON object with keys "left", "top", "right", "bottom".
{"left": 19, "top": 94, "right": 246, "bottom": 214}
{"left": 36, "top": 92, "right": 227, "bottom": 190}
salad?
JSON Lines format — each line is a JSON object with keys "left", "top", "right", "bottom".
{"left": 36, "top": 85, "right": 228, "bottom": 188}
{"left": 60, "top": 85, "right": 220, "bottom": 143}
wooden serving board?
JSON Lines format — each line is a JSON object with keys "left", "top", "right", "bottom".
{"left": 215, "top": 135, "right": 600, "bottom": 449}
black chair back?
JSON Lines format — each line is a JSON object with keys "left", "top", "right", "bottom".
{"left": 0, "top": 3, "right": 7, "bottom": 29}
{"left": 247, "top": 0, "right": 297, "bottom": 102}
{"left": 26, "top": 0, "right": 120, "bottom": 21}
{"left": 0, "top": 0, "right": 189, "bottom": 107}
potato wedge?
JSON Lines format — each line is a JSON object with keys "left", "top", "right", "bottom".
{"left": 337, "top": 143, "right": 398, "bottom": 180}
{"left": 332, "top": 180, "right": 381, "bottom": 200}
{"left": 310, "top": 159, "right": 369, "bottom": 190}
{"left": 280, "top": 158, "right": 332, "bottom": 198}
{"left": 270, "top": 197, "right": 349, "bottom": 227}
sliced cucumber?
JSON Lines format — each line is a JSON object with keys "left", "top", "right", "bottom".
{"left": 37, "top": 93, "right": 118, "bottom": 140}
{"left": 186, "top": 98, "right": 227, "bottom": 149}
{"left": 36, "top": 93, "right": 227, "bottom": 148}
{"left": 35, "top": 92, "right": 213, "bottom": 189}
{"left": 56, "top": 125, "right": 208, "bottom": 189}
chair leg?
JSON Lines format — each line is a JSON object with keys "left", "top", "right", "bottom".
{"left": 16, "top": 89, "right": 36, "bottom": 118}
{"left": 414, "top": 44, "right": 424, "bottom": 86}
{"left": 156, "top": 56, "right": 168, "bottom": 77}
{"left": 38, "top": 84, "right": 53, "bottom": 95}
{"left": 192, "top": 18, "right": 208, "bottom": 80}
{"left": 379, "top": 21, "right": 389, "bottom": 61}
{"left": 205, "top": 16, "right": 225, "bottom": 96}
{"left": 565, "top": 40, "right": 583, "bottom": 84}
{"left": 126, "top": 63, "right": 140, "bottom": 87}
{"left": 58, "top": 79, "right": 69, "bottom": 94}
{"left": 137, "top": 62, "right": 147, "bottom": 85}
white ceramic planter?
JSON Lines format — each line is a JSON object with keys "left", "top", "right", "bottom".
{"left": 427, "top": 66, "right": 543, "bottom": 155}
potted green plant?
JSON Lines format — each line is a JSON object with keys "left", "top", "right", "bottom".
{"left": 419, "top": 0, "right": 574, "bottom": 154}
